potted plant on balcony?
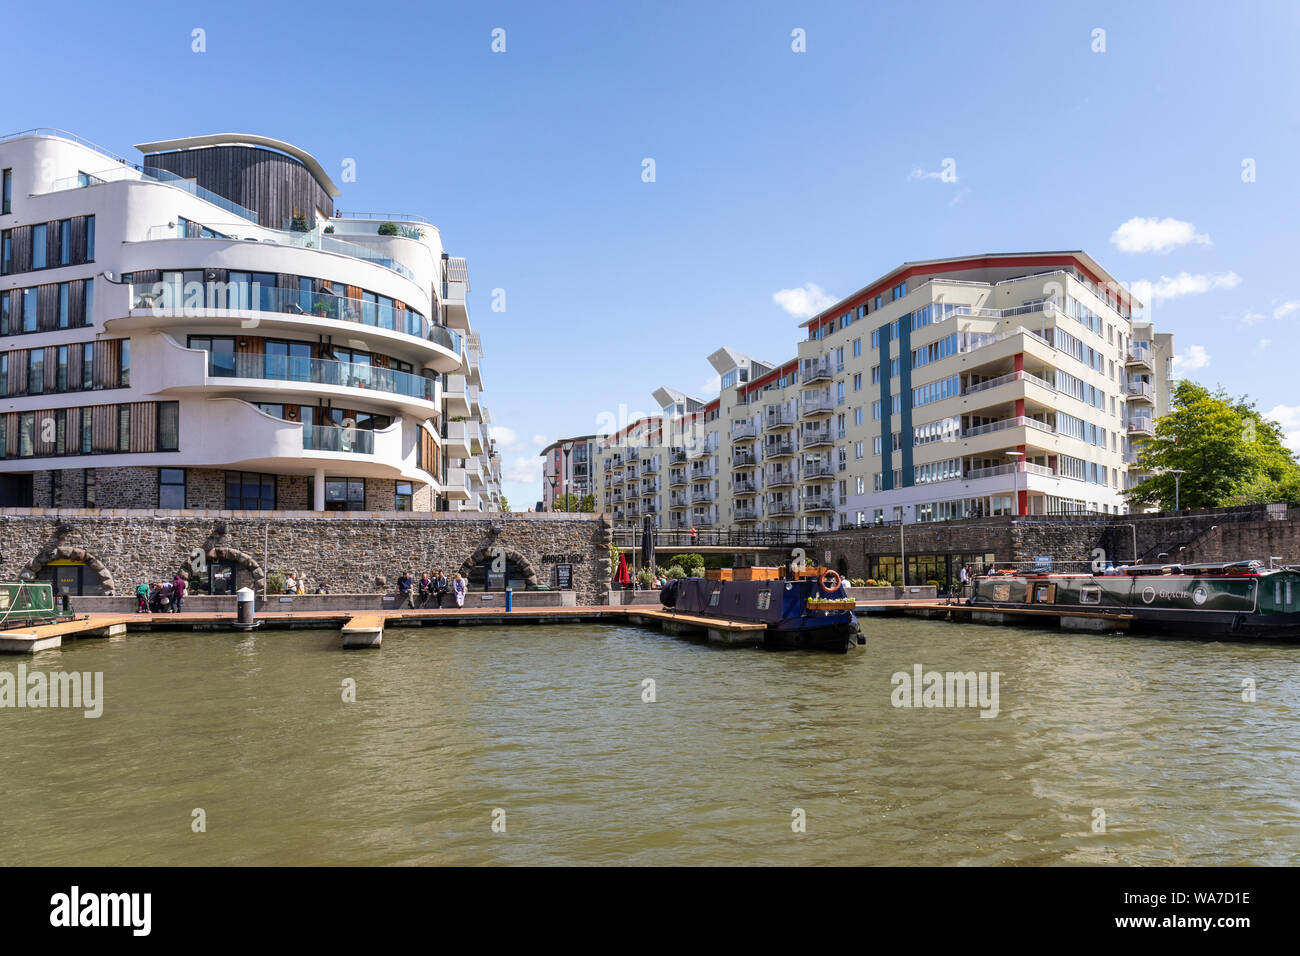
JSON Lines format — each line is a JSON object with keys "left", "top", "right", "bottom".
{"left": 377, "top": 222, "right": 400, "bottom": 236}
{"left": 290, "top": 216, "right": 309, "bottom": 233}
{"left": 323, "top": 225, "right": 335, "bottom": 234}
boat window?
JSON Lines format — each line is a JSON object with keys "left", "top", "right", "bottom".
{"left": 1032, "top": 583, "right": 1056, "bottom": 604}
{"left": 1288, "top": 581, "right": 1294, "bottom": 606}
{"left": 708, "top": 588, "right": 721, "bottom": 607}
{"left": 1277, "top": 581, "right": 1283, "bottom": 605}
{"left": 757, "top": 591, "right": 771, "bottom": 610}
{"left": 1080, "top": 586, "right": 1101, "bottom": 605}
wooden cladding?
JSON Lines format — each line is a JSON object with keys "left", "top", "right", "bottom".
{"left": 0, "top": 278, "right": 93, "bottom": 334}
{"left": 0, "top": 401, "right": 175, "bottom": 460}
{"left": 419, "top": 426, "right": 440, "bottom": 480}
{"left": 0, "top": 338, "right": 125, "bottom": 397}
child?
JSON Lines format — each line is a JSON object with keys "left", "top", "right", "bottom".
{"left": 135, "top": 582, "right": 149, "bottom": 613}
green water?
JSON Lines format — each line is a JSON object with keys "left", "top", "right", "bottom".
{"left": 2, "top": 620, "right": 1298, "bottom": 865}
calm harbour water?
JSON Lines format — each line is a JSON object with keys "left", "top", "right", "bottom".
{"left": 3, "top": 619, "right": 1299, "bottom": 866}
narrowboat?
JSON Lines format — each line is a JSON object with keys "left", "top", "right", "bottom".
{"left": 660, "top": 567, "right": 862, "bottom": 652}
{"left": 969, "top": 560, "right": 1300, "bottom": 640}
{"left": 0, "top": 581, "right": 62, "bottom": 629}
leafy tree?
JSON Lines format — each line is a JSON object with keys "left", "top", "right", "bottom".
{"left": 553, "top": 493, "right": 595, "bottom": 512}
{"left": 1126, "top": 381, "right": 1300, "bottom": 508}
{"left": 498, "top": 495, "right": 510, "bottom": 512}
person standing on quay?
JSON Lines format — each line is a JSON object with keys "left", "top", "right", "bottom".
{"left": 171, "top": 572, "right": 186, "bottom": 613}
{"left": 959, "top": 564, "right": 971, "bottom": 599}
{"left": 398, "top": 570, "right": 415, "bottom": 608}
{"left": 452, "top": 573, "right": 466, "bottom": 608}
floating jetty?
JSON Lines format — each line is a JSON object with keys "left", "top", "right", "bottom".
{"left": 0, "top": 605, "right": 775, "bottom": 653}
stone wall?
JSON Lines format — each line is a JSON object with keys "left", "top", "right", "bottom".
{"left": 187, "top": 469, "right": 225, "bottom": 509}
{"left": 0, "top": 511, "right": 613, "bottom": 604}
{"left": 92, "top": 466, "right": 159, "bottom": 509}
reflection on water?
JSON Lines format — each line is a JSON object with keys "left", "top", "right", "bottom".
{"left": 3, "top": 620, "right": 1299, "bottom": 865}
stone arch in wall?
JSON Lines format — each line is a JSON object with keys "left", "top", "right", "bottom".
{"left": 20, "top": 545, "right": 115, "bottom": 595}
{"left": 181, "top": 546, "right": 267, "bottom": 593}
{"left": 458, "top": 546, "right": 540, "bottom": 589}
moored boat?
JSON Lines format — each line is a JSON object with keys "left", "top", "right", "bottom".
{"left": 660, "top": 567, "right": 861, "bottom": 652}
{"left": 970, "top": 560, "right": 1300, "bottom": 640}
{"left": 0, "top": 581, "right": 63, "bottom": 629}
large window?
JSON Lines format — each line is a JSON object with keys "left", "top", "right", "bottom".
{"left": 157, "top": 401, "right": 179, "bottom": 451}
{"left": 85, "top": 215, "right": 95, "bottom": 262}
{"left": 118, "top": 404, "right": 130, "bottom": 452}
{"left": 31, "top": 223, "right": 46, "bottom": 269}
{"left": 22, "top": 287, "right": 36, "bottom": 331}
{"left": 324, "top": 477, "right": 365, "bottom": 511}
{"left": 58, "top": 220, "right": 71, "bottom": 266}
{"left": 119, "top": 339, "right": 130, "bottom": 387}
{"left": 2, "top": 230, "right": 11, "bottom": 275}
{"left": 226, "top": 471, "right": 276, "bottom": 510}
{"left": 1, "top": 169, "right": 10, "bottom": 215}
{"left": 27, "top": 350, "right": 43, "bottom": 394}
{"left": 159, "top": 468, "right": 185, "bottom": 509}
{"left": 395, "top": 481, "right": 413, "bottom": 511}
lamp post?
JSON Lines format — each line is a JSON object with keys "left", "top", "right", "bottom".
{"left": 562, "top": 442, "right": 573, "bottom": 512}
{"left": 547, "top": 475, "right": 557, "bottom": 512}
{"left": 1169, "top": 468, "right": 1185, "bottom": 511}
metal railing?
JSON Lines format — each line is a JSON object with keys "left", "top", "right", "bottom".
{"left": 52, "top": 163, "right": 260, "bottom": 222}
{"left": 609, "top": 527, "right": 809, "bottom": 549}
{"left": 802, "top": 429, "right": 834, "bottom": 447}
{"left": 801, "top": 395, "right": 835, "bottom": 415}
{"left": 302, "top": 425, "right": 375, "bottom": 455}
{"left": 734, "top": 479, "right": 758, "bottom": 494}
{"left": 963, "top": 369, "right": 1055, "bottom": 396}
{"left": 767, "top": 471, "right": 796, "bottom": 487}
{"left": 130, "top": 283, "right": 456, "bottom": 353}
{"left": 1126, "top": 381, "right": 1155, "bottom": 400}
{"left": 733, "top": 451, "right": 758, "bottom": 467}
{"left": 203, "top": 352, "right": 438, "bottom": 402}
{"left": 765, "top": 441, "right": 795, "bottom": 456}
{"left": 962, "top": 416, "right": 1055, "bottom": 438}
{"left": 732, "top": 422, "right": 758, "bottom": 439}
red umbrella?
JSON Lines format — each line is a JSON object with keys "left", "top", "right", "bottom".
{"left": 615, "top": 551, "right": 631, "bottom": 586}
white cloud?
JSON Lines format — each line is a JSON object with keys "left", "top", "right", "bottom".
{"left": 1268, "top": 405, "right": 1300, "bottom": 454}
{"left": 1241, "top": 310, "right": 1266, "bottom": 326}
{"left": 699, "top": 374, "right": 721, "bottom": 396}
{"left": 489, "top": 425, "right": 518, "bottom": 447}
{"left": 772, "top": 283, "right": 838, "bottom": 319}
{"left": 1274, "top": 301, "right": 1299, "bottom": 320}
{"left": 1110, "top": 217, "right": 1212, "bottom": 254}
{"left": 1255, "top": 338, "right": 1273, "bottom": 353}
{"left": 505, "top": 455, "right": 542, "bottom": 483}
{"left": 1129, "top": 271, "right": 1240, "bottom": 304}
{"left": 1172, "top": 345, "right": 1210, "bottom": 373}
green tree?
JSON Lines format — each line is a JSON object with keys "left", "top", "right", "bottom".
{"left": 1126, "top": 381, "right": 1300, "bottom": 508}
{"left": 498, "top": 495, "right": 510, "bottom": 512}
{"left": 553, "top": 493, "right": 595, "bottom": 512}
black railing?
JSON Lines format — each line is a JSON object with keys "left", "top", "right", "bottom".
{"left": 610, "top": 528, "right": 809, "bottom": 549}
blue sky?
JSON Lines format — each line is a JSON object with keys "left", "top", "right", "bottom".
{"left": 8, "top": 0, "right": 1300, "bottom": 508}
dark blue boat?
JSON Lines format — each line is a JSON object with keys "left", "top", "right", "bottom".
{"left": 660, "top": 571, "right": 861, "bottom": 652}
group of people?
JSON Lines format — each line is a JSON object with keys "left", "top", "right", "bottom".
{"left": 396, "top": 570, "right": 466, "bottom": 609}
{"left": 135, "top": 574, "right": 187, "bottom": 613}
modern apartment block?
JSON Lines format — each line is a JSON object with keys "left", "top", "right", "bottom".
{"left": 539, "top": 434, "right": 598, "bottom": 510}
{"left": 556, "top": 251, "right": 1172, "bottom": 532}
{"left": 0, "top": 129, "right": 502, "bottom": 513}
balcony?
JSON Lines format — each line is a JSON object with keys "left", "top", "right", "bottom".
{"left": 199, "top": 351, "right": 440, "bottom": 413}
{"left": 442, "top": 420, "right": 471, "bottom": 458}
{"left": 612, "top": 491, "right": 625, "bottom": 503}
{"left": 732, "top": 422, "right": 759, "bottom": 440}
{"left": 443, "top": 260, "right": 469, "bottom": 330}
{"left": 445, "top": 374, "right": 470, "bottom": 417}
{"left": 803, "top": 462, "right": 834, "bottom": 479}
{"left": 670, "top": 471, "right": 688, "bottom": 486}
{"left": 1126, "top": 345, "right": 1153, "bottom": 369}
{"left": 733, "top": 450, "right": 758, "bottom": 468}
{"left": 765, "top": 412, "right": 795, "bottom": 430}
{"left": 802, "top": 361, "right": 833, "bottom": 383}
{"left": 671, "top": 449, "right": 689, "bottom": 463}
{"left": 691, "top": 488, "right": 716, "bottom": 504}
{"left": 765, "top": 440, "right": 795, "bottom": 458}
{"left": 802, "top": 428, "right": 834, "bottom": 448}
{"left": 640, "top": 484, "right": 659, "bottom": 496}
{"left": 734, "top": 478, "right": 758, "bottom": 494}
{"left": 962, "top": 416, "right": 1055, "bottom": 439}
{"left": 801, "top": 395, "right": 835, "bottom": 416}
{"left": 963, "top": 462, "right": 1054, "bottom": 480}
{"left": 734, "top": 507, "right": 759, "bottom": 522}
{"left": 1126, "top": 381, "right": 1155, "bottom": 403}
{"left": 803, "top": 497, "right": 834, "bottom": 513}
{"left": 1128, "top": 417, "right": 1155, "bottom": 437}
{"left": 670, "top": 493, "right": 690, "bottom": 508}
{"left": 767, "top": 501, "right": 796, "bottom": 516}
{"left": 301, "top": 424, "right": 375, "bottom": 455}
{"left": 641, "top": 460, "right": 660, "bottom": 474}
{"left": 127, "top": 283, "right": 460, "bottom": 368}
{"left": 963, "top": 369, "right": 1055, "bottom": 397}
{"left": 767, "top": 471, "right": 796, "bottom": 488}
{"left": 444, "top": 466, "right": 469, "bottom": 500}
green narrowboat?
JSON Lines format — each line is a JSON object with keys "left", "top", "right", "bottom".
{"left": 0, "top": 581, "right": 61, "bottom": 629}
{"left": 970, "top": 560, "right": 1300, "bottom": 640}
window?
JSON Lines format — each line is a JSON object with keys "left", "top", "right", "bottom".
{"left": 1, "top": 169, "right": 10, "bottom": 215}
{"left": 83, "top": 277, "right": 94, "bottom": 324}
{"left": 80, "top": 407, "right": 91, "bottom": 453}
{"left": 157, "top": 401, "right": 179, "bottom": 451}
{"left": 22, "top": 287, "right": 36, "bottom": 331}
{"left": 159, "top": 468, "right": 185, "bottom": 509}
{"left": 0, "top": 353, "right": 5, "bottom": 397}
{"left": 853, "top": 373, "right": 862, "bottom": 392}
{"left": 19, "top": 411, "right": 34, "bottom": 457}
{"left": 855, "top": 441, "right": 864, "bottom": 459}
{"left": 27, "top": 350, "right": 43, "bottom": 394}
{"left": 395, "top": 481, "right": 413, "bottom": 511}
{"left": 852, "top": 338, "right": 862, "bottom": 358}
{"left": 1, "top": 229, "right": 11, "bottom": 274}
{"left": 31, "top": 223, "right": 46, "bottom": 269}
{"left": 118, "top": 404, "right": 130, "bottom": 452}
{"left": 81, "top": 343, "right": 93, "bottom": 390}
{"left": 119, "top": 339, "right": 130, "bottom": 387}
{"left": 58, "top": 282, "right": 69, "bottom": 328}
{"left": 226, "top": 471, "right": 276, "bottom": 510}
{"left": 85, "top": 216, "right": 95, "bottom": 262}
{"left": 0, "top": 290, "right": 8, "bottom": 333}
{"left": 56, "top": 345, "right": 67, "bottom": 391}
{"left": 324, "top": 477, "right": 365, "bottom": 511}
{"left": 58, "top": 220, "right": 71, "bottom": 266}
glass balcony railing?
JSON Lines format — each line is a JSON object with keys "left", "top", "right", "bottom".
{"left": 51, "top": 164, "right": 260, "bottom": 222}
{"left": 131, "top": 283, "right": 460, "bottom": 354}
{"left": 302, "top": 425, "right": 375, "bottom": 455}
{"left": 205, "top": 352, "right": 439, "bottom": 402}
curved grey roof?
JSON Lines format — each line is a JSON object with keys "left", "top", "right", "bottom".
{"left": 134, "top": 133, "right": 341, "bottom": 197}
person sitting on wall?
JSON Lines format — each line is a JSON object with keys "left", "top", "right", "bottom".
{"left": 434, "top": 570, "right": 448, "bottom": 609}
{"left": 418, "top": 571, "right": 432, "bottom": 607}
{"left": 398, "top": 571, "right": 415, "bottom": 608}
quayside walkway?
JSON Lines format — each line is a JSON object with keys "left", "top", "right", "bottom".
{"left": 0, "top": 605, "right": 776, "bottom": 653}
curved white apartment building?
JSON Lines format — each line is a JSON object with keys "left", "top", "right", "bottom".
{"left": 0, "top": 129, "right": 502, "bottom": 512}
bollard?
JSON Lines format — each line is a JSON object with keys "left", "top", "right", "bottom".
{"left": 236, "top": 586, "right": 255, "bottom": 626}
{"left": 505, "top": 587, "right": 513, "bottom": 612}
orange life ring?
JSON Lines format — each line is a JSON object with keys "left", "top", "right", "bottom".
{"left": 820, "top": 569, "right": 842, "bottom": 594}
